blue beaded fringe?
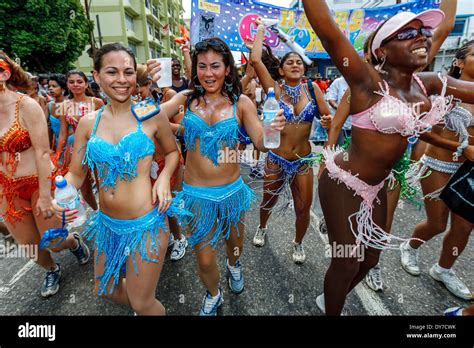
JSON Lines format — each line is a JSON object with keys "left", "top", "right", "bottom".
{"left": 83, "top": 205, "right": 192, "bottom": 295}
{"left": 174, "top": 177, "right": 256, "bottom": 248}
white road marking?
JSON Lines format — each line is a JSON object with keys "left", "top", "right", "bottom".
{"left": 0, "top": 260, "right": 35, "bottom": 298}
{"left": 310, "top": 209, "right": 392, "bottom": 316}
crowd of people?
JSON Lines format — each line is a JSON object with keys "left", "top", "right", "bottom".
{"left": 0, "top": 0, "right": 472, "bottom": 316}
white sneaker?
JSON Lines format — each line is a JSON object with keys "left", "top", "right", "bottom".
{"left": 400, "top": 240, "right": 420, "bottom": 276}
{"left": 365, "top": 265, "right": 384, "bottom": 292}
{"left": 253, "top": 226, "right": 267, "bottom": 247}
{"left": 316, "top": 293, "right": 325, "bottom": 314}
{"left": 318, "top": 216, "right": 328, "bottom": 234}
{"left": 170, "top": 234, "right": 188, "bottom": 261}
{"left": 292, "top": 241, "right": 306, "bottom": 264}
{"left": 429, "top": 264, "right": 472, "bottom": 300}
{"left": 199, "top": 288, "right": 224, "bottom": 316}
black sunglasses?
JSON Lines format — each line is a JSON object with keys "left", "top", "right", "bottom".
{"left": 392, "top": 26, "right": 434, "bottom": 41}
{"left": 195, "top": 40, "right": 227, "bottom": 51}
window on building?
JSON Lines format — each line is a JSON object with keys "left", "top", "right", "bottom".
{"left": 153, "top": 5, "right": 158, "bottom": 17}
{"left": 125, "top": 13, "right": 134, "bottom": 32}
{"left": 128, "top": 42, "right": 137, "bottom": 56}
{"left": 149, "top": 47, "right": 156, "bottom": 58}
{"left": 145, "top": 0, "right": 150, "bottom": 9}
{"left": 147, "top": 22, "right": 153, "bottom": 35}
{"left": 155, "top": 29, "right": 161, "bottom": 41}
{"left": 450, "top": 18, "right": 466, "bottom": 36}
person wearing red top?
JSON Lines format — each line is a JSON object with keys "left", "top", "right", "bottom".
{"left": 314, "top": 73, "right": 328, "bottom": 93}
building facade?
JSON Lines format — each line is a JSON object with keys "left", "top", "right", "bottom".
{"left": 431, "top": 14, "right": 474, "bottom": 73}
{"left": 76, "top": 0, "right": 186, "bottom": 73}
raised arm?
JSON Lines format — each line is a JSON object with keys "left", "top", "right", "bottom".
{"left": 181, "top": 42, "right": 192, "bottom": 81}
{"left": 250, "top": 20, "right": 280, "bottom": 95}
{"left": 425, "top": 0, "right": 457, "bottom": 68}
{"left": 302, "top": 0, "right": 376, "bottom": 92}
{"left": 240, "top": 62, "right": 255, "bottom": 92}
{"left": 327, "top": 89, "right": 351, "bottom": 147}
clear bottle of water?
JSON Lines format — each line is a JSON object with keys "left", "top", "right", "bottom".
{"left": 54, "top": 176, "right": 86, "bottom": 228}
{"left": 262, "top": 87, "right": 281, "bottom": 149}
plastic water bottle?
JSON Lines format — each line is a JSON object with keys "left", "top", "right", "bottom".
{"left": 262, "top": 87, "right": 280, "bottom": 149}
{"left": 54, "top": 176, "right": 86, "bottom": 228}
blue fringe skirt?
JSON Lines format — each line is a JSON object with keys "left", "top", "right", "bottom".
{"left": 174, "top": 176, "right": 256, "bottom": 248}
{"left": 83, "top": 205, "right": 191, "bottom": 295}
{"left": 258, "top": 151, "right": 316, "bottom": 213}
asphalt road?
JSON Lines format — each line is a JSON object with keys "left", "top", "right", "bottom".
{"left": 0, "top": 149, "right": 472, "bottom": 316}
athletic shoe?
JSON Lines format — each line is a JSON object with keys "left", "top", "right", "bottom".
{"left": 318, "top": 216, "right": 328, "bottom": 234}
{"left": 400, "top": 240, "right": 420, "bottom": 276}
{"left": 70, "top": 232, "right": 90, "bottom": 265}
{"left": 226, "top": 258, "right": 244, "bottom": 294}
{"left": 41, "top": 264, "right": 61, "bottom": 297}
{"left": 316, "top": 293, "right": 325, "bottom": 314}
{"left": 199, "top": 288, "right": 223, "bottom": 316}
{"left": 253, "top": 226, "right": 267, "bottom": 247}
{"left": 429, "top": 264, "right": 472, "bottom": 300}
{"left": 249, "top": 162, "right": 265, "bottom": 179}
{"left": 365, "top": 265, "right": 384, "bottom": 292}
{"left": 444, "top": 307, "right": 464, "bottom": 316}
{"left": 170, "top": 234, "right": 188, "bottom": 261}
{"left": 292, "top": 241, "right": 306, "bottom": 264}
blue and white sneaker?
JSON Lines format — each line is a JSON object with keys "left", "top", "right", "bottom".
{"left": 444, "top": 307, "right": 464, "bottom": 316}
{"left": 170, "top": 234, "right": 188, "bottom": 261}
{"left": 226, "top": 258, "right": 244, "bottom": 294}
{"left": 70, "top": 232, "right": 90, "bottom": 265}
{"left": 199, "top": 288, "right": 223, "bottom": 316}
{"left": 41, "top": 264, "right": 61, "bottom": 297}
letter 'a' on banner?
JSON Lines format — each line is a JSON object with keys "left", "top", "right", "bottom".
{"left": 190, "top": 0, "right": 440, "bottom": 59}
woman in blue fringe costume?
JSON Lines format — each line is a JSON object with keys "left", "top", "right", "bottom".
{"left": 52, "top": 43, "right": 187, "bottom": 315}
{"left": 148, "top": 37, "right": 285, "bottom": 316}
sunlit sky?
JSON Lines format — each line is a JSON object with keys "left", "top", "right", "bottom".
{"left": 182, "top": 0, "right": 294, "bottom": 19}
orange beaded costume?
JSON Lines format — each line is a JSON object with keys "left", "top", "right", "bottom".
{"left": 0, "top": 95, "right": 40, "bottom": 224}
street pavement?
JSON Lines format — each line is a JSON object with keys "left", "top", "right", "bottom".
{"left": 0, "top": 147, "right": 472, "bottom": 316}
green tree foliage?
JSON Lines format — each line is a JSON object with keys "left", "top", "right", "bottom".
{"left": 0, "top": 0, "right": 92, "bottom": 73}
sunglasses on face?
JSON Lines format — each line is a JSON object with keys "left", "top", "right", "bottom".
{"left": 392, "top": 26, "right": 434, "bottom": 41}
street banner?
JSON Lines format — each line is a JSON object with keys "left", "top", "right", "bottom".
{"left": 190, "top": 0, "right": 440, "bottom": 58}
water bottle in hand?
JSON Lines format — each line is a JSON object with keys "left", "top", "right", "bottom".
{"left": 54, "top": 176, "right": 86, "bottom": 228}
{"left": 262, "top": 87, "right": 281, "bottom": 149}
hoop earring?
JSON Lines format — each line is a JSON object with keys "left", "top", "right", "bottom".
{"left": 224, "top": 75, "right": 233, "bottom": 93}
{"left": 375, "top": 56, "right": 388, "bottom": 75}
{"left": 193, "top": 76, "right": 204, "bottom": 93}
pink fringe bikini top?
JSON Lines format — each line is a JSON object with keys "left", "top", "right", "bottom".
{"left": 352, "top": 74, "right": 451, "bottom": 139}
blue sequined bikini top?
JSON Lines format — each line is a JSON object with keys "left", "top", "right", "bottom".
{"left": 279, "top": 85, "right": 319, "bottom": 123}
{"left": 183, "top": 98, "right": 240, "bottom": 166}
{"left": 82, "top": 106, "right": 155, "bottom": 190}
